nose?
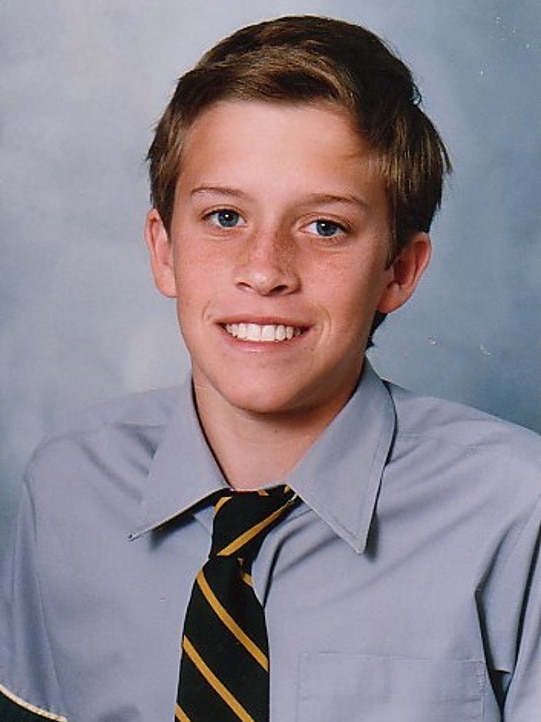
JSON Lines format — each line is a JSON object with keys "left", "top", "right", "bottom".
{"left": 233, "top": 229, "right": 300, "bottom": 296}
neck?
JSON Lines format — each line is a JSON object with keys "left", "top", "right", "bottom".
{"left": 193, "top": 379, "right": 360, "bottom": 491}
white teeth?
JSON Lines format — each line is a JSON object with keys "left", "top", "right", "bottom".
{"left": 224, "top": 323, "right": 303, "bottom": 342}
{"left": 261, "top": 325, "right": 275, "bottom": 341}
{"left": 247, "top": 323, "right": 261, "bottom": 341}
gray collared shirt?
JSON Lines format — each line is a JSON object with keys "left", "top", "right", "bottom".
{"left": 1, "top": 362, "right": 540, "bottom": 721}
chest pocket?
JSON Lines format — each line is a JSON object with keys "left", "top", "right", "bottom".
{"left": 297, "top": 653, "right": 486, "bottom": 722}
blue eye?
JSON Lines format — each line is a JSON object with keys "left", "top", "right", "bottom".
{"left": 208, "top": 209, "right": 242, "bottom": 228}
{"left": 311, "top": 220, "right": 345, "bottom": 238}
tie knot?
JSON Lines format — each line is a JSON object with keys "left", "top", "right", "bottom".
{"left": 209, "top": 485, "right": 298, "bottom": 563}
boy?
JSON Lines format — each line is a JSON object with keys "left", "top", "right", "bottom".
{"left": 1, "top": 15, "right": 540, "bottom": 722}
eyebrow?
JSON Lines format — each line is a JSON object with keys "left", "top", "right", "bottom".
{"left": 191, "top": 186, "right": 249, "bottom": 200}
{"left": 301, "top": 192, "right": 369, "bottom": 210}
{"left": 191, "top": 186, "right": 368, "bottom": 209}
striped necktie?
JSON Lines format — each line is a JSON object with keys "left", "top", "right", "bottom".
{"left": 176, "top": 486, "right": 298, "bottom": 722}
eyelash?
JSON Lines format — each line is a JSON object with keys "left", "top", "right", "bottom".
{"left": 203, "top": 208, "right": 349, "bottom": 240}
{"left": 204, "top": 209, "right": 244, "bottom": 228}
{"left": 305, "top": 219, "right": 347, "bottom": 238}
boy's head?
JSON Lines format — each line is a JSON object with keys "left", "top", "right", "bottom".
{"left": 147, "top": 15, "right": 450, "bottom": 261}
{"left": 145, "top": 17, "right": 446, "bottom": 417}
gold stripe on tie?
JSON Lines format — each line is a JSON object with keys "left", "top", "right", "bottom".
{"left": 217, "top": 502, "right": 294, "bottom": 557}
{"left": 176, "top": 485, "right": 299, "bottom": 722}
{"left": 240, "top": 570, "right": 253, "bottom": 586}
{"left": 175, "top": 703, "right": 191, "bottom": 722}
{"left": 182, "top": 637, "right": 257, "bottom": 722}
{"left": 196, "top": 569, "right": 268, "bottom": 670}
{"left": 214, "top": 495, "right": 231, "bottom": 514}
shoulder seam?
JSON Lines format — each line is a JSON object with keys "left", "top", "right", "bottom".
{"left": 27, "top": 417, "right": 170, "bottom": 470}
{"left": 395, "top": 430, "right": 541, "bottom": 461}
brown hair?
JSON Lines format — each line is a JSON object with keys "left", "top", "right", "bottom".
{"left": 147, "top": 15, "right": 451, "bottom": 260}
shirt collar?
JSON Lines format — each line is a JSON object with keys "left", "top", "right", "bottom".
{"left": 130, "top": 360, "right": 396, "bottom": 553}
{"left": 129, "top": 380, "right": 229, "bottom": 539}
{"left": 286, "top": 361, "right": 396, "bottom": 553}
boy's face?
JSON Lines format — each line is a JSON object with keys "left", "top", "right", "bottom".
{"left": 146, "top": 100, "right": 429, "bottom": 420}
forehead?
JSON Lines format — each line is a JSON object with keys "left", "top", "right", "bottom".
{"left": 182, "top": 98, "right": 365, "bottom": 154}
{"left": 177, "top": 100, "right": 385, "bottom": 202}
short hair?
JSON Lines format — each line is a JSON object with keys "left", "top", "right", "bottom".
{"left": 147, "top": 15, "right": 451, "bottom": 264}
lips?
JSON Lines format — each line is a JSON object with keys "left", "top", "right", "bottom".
{"left": 224, "top": 322, "right": 304, "bottom": 342}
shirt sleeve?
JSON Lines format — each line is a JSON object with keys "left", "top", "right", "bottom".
{"left": 0, "top": 477, "right": 69, "bottom": 721}
{"left": 483, "top": 494, "right": 541, "bottom": 720}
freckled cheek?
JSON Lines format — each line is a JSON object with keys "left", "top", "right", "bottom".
{"left": 174, "top": 260, "right": 228, "bottom": 328}
{"left": 315, "top": 272, "right": 383, "bottom": 334}
{"left": 176, "top": 296, "right": 215, "bottom": 338}
{"left": 174, "top": 244, "right": 225, "bottom": 285}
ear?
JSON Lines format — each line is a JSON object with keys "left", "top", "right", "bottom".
{"left": 144, "top": 209, "right": 178, "bottom": 298}
{"left": 377, "top": 232, "right": 432, "bottom": 314}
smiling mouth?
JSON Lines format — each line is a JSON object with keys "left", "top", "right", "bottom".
{"left": 224, "top": 322, "right": 305, "bottom": 343}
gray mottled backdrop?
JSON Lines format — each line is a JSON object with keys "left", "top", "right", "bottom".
{"left": 2, "top": 0, "right": 540, "bottom": 549}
